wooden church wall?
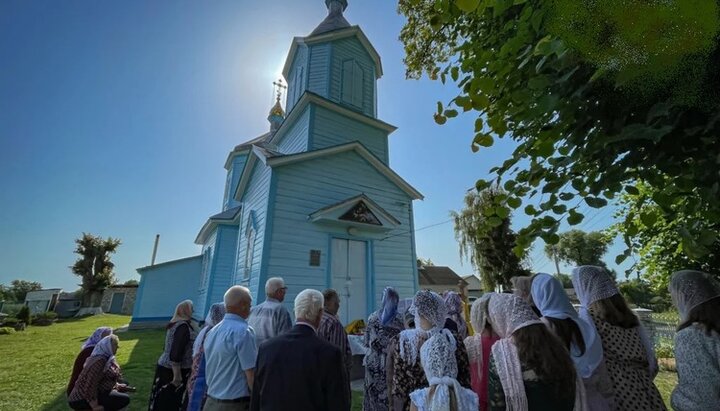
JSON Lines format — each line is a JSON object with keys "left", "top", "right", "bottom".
{"left": 286, "top": 45, "right": 308, "bottom": 113}
{"left": 224, "top": 153, "right": 249, "bottom": 211}
{"left": 267, "top": 150, "right": 417, "bottom": 318}
{"left": 195, "top": 230, "right": 218, "bottom": 317}
{"left": 197, "top": 225, "right": 239, "bottom": 317}
{"left": 308, "top": 43, "right": 331, "bottom": 96}
{"left": 328, "top": 37, "right": 376, "bottom": 117}
{"left": 310, "top": 105, "right": 389, "bottom": 164}
{"left": 277, "top": 105, "right": 311, "bottom": 155}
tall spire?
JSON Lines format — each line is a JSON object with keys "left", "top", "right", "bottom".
{"left": 310, "top": 0, "right": 351, "bottom": 36}
{"left": 268, "top": 79, "right": 286, "bottom": 134}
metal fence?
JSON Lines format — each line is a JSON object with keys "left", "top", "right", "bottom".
{"left": 639, "top": 312, "right": 679, "bottom": 348}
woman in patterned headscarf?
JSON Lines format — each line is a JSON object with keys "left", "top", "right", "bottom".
{"left": 572, "top": 266, "right": 665, "bottom": 411}
{"left": 445, "top": 292, "right": 469, "bottom": 340}
{"left": 390, "top": 290, "right": 471, "bottom": 411}
{"left": 67, "top": 326, "right": 113, "bottom": 396}
{"left": 365, "top": 287, "right": 405, "bottom": 411}
{"left": 149, "top": 299, "right": 196, "bottom": 411}
{"left": 68, "top": 335, "right": 130, "bottom": 410}
{"left": 486, "top": 293, "right": 580, "bottom": 411}
{"left": 184, "top": 302, "right": 226, "bottom": 411}
{"left": 668, "top": 270, "right": 720, "bottom": 411}
{"left": 463, "top": 294, "right": 500, "bottom": 411}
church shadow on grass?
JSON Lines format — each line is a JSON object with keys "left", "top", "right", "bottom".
{"left": 41, "top": 328, "right": 165, "bottom": 411}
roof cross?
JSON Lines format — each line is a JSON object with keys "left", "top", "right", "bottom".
{"left": 272, "top": 79, "right": 287, "bottom": 103}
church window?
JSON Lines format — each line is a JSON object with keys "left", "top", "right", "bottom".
{"left": 341, "top": 59, "right": 364, "bottom": 108}
{"left": 243, "top": 227, "right": 256, "bottom": 280}
{"left": 292, "top": 66, "right": 305, "bottom": 105}
{"left": 201, "top": 247, "right": 212, "bottom": 288}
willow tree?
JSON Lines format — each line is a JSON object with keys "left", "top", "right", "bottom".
{"left": 71, "top": 233, "right": 121, "bottom": 307}
{"left": 399, "top": 0, "right": 720, "bottom": 264}
{"left": 451, "top": 188, "right": 529, "bottom": 291}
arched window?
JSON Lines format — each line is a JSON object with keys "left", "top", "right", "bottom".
{"left": 342, "top": 59, "right": 364, "bottom": 108}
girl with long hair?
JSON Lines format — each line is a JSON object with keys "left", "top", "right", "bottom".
{"left": 463, "top": 295, "right": 499, "bottom": 411}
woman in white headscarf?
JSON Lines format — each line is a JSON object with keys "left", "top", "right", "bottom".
{"left": 390, "top": 290, "right": 471, "bottom": 411}
{"left": 67, "top": 326, "right": 113, "bottom": 396}
{"left": 572, "top": 266, "right": 665, "bottom": 411}
{"left": 531, "top": 273, "right": 614, "bottom": 410}
{"left": 463, "top": 294, "right": 499, "bottom": 411}
{"left": 184, "top": 302, "right": 226, "bottom": 411}
{"left": 486, "top": 292, "right": 581, "bottom": 411}
{"left": 68, "top": 335, "right": 129, "bottom": 410}
{"left": 669, "top": 270, "right": 720, "bottom": 411}
{"left": 410, "top": 330, "right": 479, "bottom": 411}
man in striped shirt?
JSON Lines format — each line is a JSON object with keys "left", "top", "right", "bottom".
{"left": 319, "top": 289, "right": 353, "bottom": 394}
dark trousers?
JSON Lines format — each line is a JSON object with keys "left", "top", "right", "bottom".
{"left": 68, "top": 390, "right": 130, "bottom": 410}
{"left": 203, "top": 396, "right": 250, "bottom": 411}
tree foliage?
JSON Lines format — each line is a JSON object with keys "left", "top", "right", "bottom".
{"left": 71, "top": 233, "right": 121, "bottom": 305}
{"left": 610, "top": 181, "right": 720, "bottom": 291}
{"left": 399, "top": 0, "right": 720, "bottom": 261}
{"left": 543, "top": 229, "right": 611, "bottom": 267}
{"left": 451, "top": 187, "right": 529, "bottom": 290}
{"left": 123, "top": 279, "right": 139, "bottom": 286}
{"left": 4, "top": 280, "right": 43, "bottom": 303}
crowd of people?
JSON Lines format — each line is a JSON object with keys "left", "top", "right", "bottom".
{"left": 64, "top": 269, "right": 720, "bottom": 411}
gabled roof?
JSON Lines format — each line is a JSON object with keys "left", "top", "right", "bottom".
{"left": 282, "top": 26, "right": 383, "bottom": 80}
{"left": 268, "top": 91, "right": 396, "bottom": 148}
{"left": 194, "top": 206, "right": 242, "bottom": 245}
{"left": 309, "top": 193, "right": 401, "bottom": 230}
{"left": 419, "top": 266, "right": 468, "bottom": 287}
{"left": 264, "top": 142, "right": 423, "bottom": 200}
{"left": 224, "top": 132, "right": 271, "bottom": 170}
{"left": 137, "top": 255, "right": 203, "bottom": 274}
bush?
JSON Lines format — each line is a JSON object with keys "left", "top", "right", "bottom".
{"left": 34, "top": 311, "right": 58, "bottom": 320}
{"left": 655, "top": 337, "right": 675, "bottom": 359}
{"left": 1, "top": 316, "right": 18, "bottom": 327}
{"left": 0, "top": 327, "right": 15, "bottom": 335}
{"left": 17, "top": 306, "right": 30, "bottom": 325}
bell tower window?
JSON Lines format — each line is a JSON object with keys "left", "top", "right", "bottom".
{"left": 341, "top": 59, "right": 364, "bottom": 108}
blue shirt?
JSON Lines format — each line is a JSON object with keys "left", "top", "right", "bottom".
{"left": 203, "top": 313, "right": 258, "bottom": 399}
{"left": 248, "top": 298, "right": 292, "bottom": 346}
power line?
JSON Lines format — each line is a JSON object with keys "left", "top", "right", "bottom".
{"left": 378, "top": 218, "right": 454, "bottom": 241}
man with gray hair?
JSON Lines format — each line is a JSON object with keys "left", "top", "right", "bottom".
{"left": 204, "top": 286, "right": 257, "bottom": 411}
{"left": 250, "top": 289, "right": 350, "bottom": 411}
{"left": 247, "top": 277, "right": 292, "bottom": 346}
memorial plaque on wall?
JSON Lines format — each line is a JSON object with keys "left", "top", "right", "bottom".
{"left": 309, "top": 250, "right": 321, "bottom": 266}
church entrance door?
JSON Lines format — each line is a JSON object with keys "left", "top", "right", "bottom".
{"left": 330, "top": 238, "right": 367, "bottom": 325}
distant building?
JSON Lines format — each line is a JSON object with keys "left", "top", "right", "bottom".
{"left": 24, "top": 289, "right": 63, "bottom": 314}
{"left": 102, "top": 285, "right": 138, "bottom": 315}
{"left": 461, "top": 275, "right": 483, "bottom": 300}
{"left": 54, "top": 292, "right": 82, "bottom": 318}
{"left": 418, "top": 266, "right": 468, "bottom": 295}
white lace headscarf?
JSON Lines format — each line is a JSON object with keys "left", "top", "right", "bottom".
{"left": 465, "top": 293, "right": 494, "bottom": 381}
{"left": 420, "top": 331, "right": 477, "bottom": 411}
{"left": 487, "top": 293, "right": 543, "bottom": 410}
{"left": 531, "top": 273, "right": 604, "bottom": 379}
{"left": 670, "top": 270, "right": 720, "bottom": 321}
{"left": 85, "top": 335, "right": 118, "bottom": 371}
{"left": 193, "top": 302, "right": 226, "bottom": 357}
{"left": 444, "top": 292, "right": 468, "bottom": 339}
{"left": 399, "top": 290, "right": 447, "bottom": 364}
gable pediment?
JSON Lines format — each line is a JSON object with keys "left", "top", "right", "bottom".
{"left": 309, "top": 194, "right": 400, "bottom": 231}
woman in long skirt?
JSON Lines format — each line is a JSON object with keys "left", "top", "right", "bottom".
{"left": 183, "top": 302, "right": 225, "bottom": 411}
{"left": 148, "top": 300, "right": 196, "bottom": 411}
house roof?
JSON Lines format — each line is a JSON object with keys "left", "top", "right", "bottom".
{"left": 195, "top": 206, "right": 242, "bottom": 245}
{"left": 461, "top": 275, "right": 482, "bottom": 290}
{"left": 137, "top": 255, "right": 203, "bottom": 273}
{"left": 418, "top": 266, "right": 468, "bottom": 287}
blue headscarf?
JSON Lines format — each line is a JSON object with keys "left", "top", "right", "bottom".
{"left": 531, "top": 273, "right": 604, "bottom": 378}
{"left": 380, "top": 287, "right": 400, "bottom": 327}
{"left": 82, "top": 326, "right": 113, "bottom": 349}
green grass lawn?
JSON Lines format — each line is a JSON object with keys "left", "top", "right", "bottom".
{"left": 0, "top": 315, "right": 670, "bottom": 410}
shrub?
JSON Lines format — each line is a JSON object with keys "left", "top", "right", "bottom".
{"left": 17, "top": 306, "right": 31, "bottom": 325}
{"left": 655, "top": 337, "right": 675, "bottom": 359}
{"left": 34, "top": 311, "right": 58, "bottom": 320}
{"left": 0, "top": 327, "right": 15, "bottom": 335}
{"left": 1, "top": 316, "right": 18, "bottom": 327}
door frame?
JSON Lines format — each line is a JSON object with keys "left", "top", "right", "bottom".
{"left": 109, "top": 292, "right": 126, "bottom": 314}
{"left": 326, "top": 234, "right": 375, "bottom": 321}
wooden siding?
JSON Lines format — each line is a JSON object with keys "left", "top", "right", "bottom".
{"left": 224, "top": 153, "right": 248, "bottom": 210}
{"left": 132, "top": 256, "right": 202, "bottom": 320}
{"left": 286, "top": 45, "right": 308, "bottom": 113}
{"left": 203, "top": 225, "right": 239, "bottom": 315}
{"left": 307, "top": 43, "right": 331, "bottom": 97}
{"left": 328, "top": 38, "right": 375, "bottom": 117}
{"left": 268, "top": 150, "right": 417, "bottom": 318}
{"left": 236, "top": 161, "right": 273, "bottom": 301}
{"left": 276, "top": 106, "right": 311, "bottom": 154}
{"left": 310, "top": 105, "right": 389, "bottom": 164}
{"left": 195, "top": 231, "right": 218, "bottom": 317}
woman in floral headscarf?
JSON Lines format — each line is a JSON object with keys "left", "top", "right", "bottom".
{"left": 445, "top": 292, "right": 469, "bottom": 340}
{"left": 669, "top": 270, "right": 720, "bottom": 411}
{"left": 486, "top": 293, "right": 580, "bottom": 411}
{"left": 572, "top": 266, "right": 665, "bottom": 411}
{"left": 67, "top": 326, "right": 113, "bottom": 396}
{"left": 463, "top": 295, "right": 499, "bottom": 411}
{"left": 365, "top": 287, "right": 405, "bottom": 411}
{"left": 390, "top": 290, "right": 471, "bottom": 411}
{"left": 183, "top": 302, "right": 226, "bottom": 411}
{"left": 149, "top": 299, "right": 196, "bottom": 411}
{"left": 68, "top": 335, "right": 129, "bottom": 410}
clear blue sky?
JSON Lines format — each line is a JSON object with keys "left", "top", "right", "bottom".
{"left": 0, "top": 0, "right": 630, "bottom": 291}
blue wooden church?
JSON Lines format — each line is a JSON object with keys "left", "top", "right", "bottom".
{"left": 131, "top": 0, "right": 422, "bottom": 328}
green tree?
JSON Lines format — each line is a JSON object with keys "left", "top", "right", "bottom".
{"left": 544, "top": 230, "right": 611, "bottom": 267}
{"left": 8, "top": 280, "right": 43, "bottom": 303}
{"left": 123, "top": 279, "right": 139, "bottom": 286}
{"left": 399, "top": 0, "right": 720, "bottom": 261}
{"left": 610, "top": 181, "right": 720, "bottom": 291}
{"left": 452, "top": 187, "right": 529, "bottom": 291}
{"left": 71, "top": 233, "right": 121, "bottom": 307}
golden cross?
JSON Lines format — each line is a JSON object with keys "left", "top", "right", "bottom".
{"left": 272, "top": 79, "right": 287, "bottom": 102}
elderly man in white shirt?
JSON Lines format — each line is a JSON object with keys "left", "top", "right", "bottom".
{"left": 203, "top": 286, "right": 258, "bottom": 411}
{"left": 247, "top": 277, "right": 292, "bottom": 346}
